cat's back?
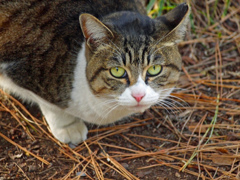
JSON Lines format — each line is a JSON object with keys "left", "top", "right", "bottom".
{"left": 0, "top": 0, "right": 145, "bottom": 61}
{"left": 0, "top": 0, "right": 70, "bottom": 60}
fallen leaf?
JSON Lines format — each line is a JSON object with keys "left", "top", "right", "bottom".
{"left": 8, "top": 152, "right": 23, "bottom": 160}
{"left": 215, "top": 148, "right": 229, "bottom": 154}
{"left": 210, "top": 154, "right": 237, "bottom": 165}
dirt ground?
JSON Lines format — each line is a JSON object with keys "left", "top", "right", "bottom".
{"left": 1, "top": 0, "right": 240, "bottom": 180}
{"left": 0, "top": 107, "right": 199, "bottom": 179}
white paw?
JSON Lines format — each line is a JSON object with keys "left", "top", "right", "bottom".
{"left": 51, "top": 119, "right": 88, "bottom": 144}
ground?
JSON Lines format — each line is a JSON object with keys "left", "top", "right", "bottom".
{"left": 0, "top": 0, "right": 240, "bottom": 180}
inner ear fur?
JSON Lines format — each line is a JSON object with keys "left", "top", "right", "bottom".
{"left": 79, "top": 13, "right": 114, "bottom": 50}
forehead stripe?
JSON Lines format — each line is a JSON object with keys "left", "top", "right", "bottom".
{"left": 141, "top": 46, "right": 148, "bottom": 65}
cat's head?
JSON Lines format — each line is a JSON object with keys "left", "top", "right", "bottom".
{"left": 79, "top": 3, "right": 190, "bottom": 113}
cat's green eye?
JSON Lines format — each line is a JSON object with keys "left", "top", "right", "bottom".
{"left": 147, "top": 65, "right": 162, "bottom": 76}
{"left": 110, "top": 67, "right": 126, "bottom": 78}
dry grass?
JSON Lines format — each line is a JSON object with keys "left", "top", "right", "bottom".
{"left": 1, "top": 0, "right": 240, "bottom": 179}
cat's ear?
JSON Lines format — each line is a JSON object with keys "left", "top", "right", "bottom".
{"left": 156, "top": 3, "right": 190, "bottom": 44}
{"left": 79, "top": 14, "right": 114, "bottom": 50}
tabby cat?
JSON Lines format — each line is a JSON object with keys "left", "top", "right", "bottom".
{"left": 0, "top": 0, "right": 190, "bottom": 144}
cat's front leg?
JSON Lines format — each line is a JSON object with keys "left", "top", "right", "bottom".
{"left": 39, "top": 105, "right": 88, "bottom": 144}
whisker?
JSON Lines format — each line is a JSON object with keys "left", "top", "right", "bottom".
{"left": 150, "top": 45, "right": 166, "bottom": 58}
{"left": 149, "top": 34, "right": 168, "bottom": 54}
{"left": 96, "top": 98, "right": 117, "bottom": 108}
{"left": 100, "top": 41, "right": 122, "bottom": 58}
{"left": 98, "top": 103, "right": 120, "bottom": 125}
{"left": 108, "top": 39, "right": 122, "bottom": 54}
{"left": 167, "top": 95, "right": 189, "bottom": 107}
{"left": 155, "top": 101, "right": 174, "bottom": 115}
{"left": 161, "top": 99, "right": 182, "bottom": 113}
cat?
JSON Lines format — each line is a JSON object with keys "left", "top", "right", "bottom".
{"left": 0, "top": 0, "right": 190, "bottom": 144}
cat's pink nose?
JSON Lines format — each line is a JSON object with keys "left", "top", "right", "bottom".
{"left": 132, "top": 94, "right": 145, "bottom": 103}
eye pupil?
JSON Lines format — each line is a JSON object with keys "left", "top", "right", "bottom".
{"left": 110, "top": 67, "right": 126, "bottom": 78}
{"left": 147, "top": 65, "right": 162, "bottom": 76}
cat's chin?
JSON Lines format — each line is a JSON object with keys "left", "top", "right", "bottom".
{"left": 127, "top": 104, "right": 151, "bottom": 113}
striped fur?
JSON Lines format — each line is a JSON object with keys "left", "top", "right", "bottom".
{"left": 0, "top": 1, "right": 190, "bottom": 143}
{"left": 0, "top": 0, "right": 145, "bottom": 107}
